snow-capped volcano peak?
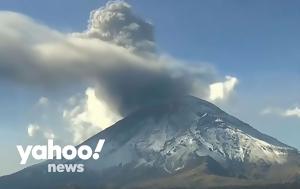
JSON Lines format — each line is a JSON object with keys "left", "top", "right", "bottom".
{"left": 82, "top": 96, "right": 296, "bottom": 173}
{"left": 1, "top": 96, "right": 299, "bottom": 189}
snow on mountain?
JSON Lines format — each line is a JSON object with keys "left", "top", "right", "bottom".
{"left": 0, "top": 96, "right": 298, "bottom": 189}
{"left": 80, "top": 96, "right": 296, "bottom": 173}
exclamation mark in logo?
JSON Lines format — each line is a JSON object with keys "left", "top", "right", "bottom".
{"left": 93, "top": 139, "right": 105, "bottom": 160}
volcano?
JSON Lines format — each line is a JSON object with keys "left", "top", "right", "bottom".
{"left": 1, "top": 96, "right": 300, "bottom": 189}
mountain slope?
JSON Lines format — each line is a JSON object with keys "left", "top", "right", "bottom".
{"left": 0, "top": 96, "right": 299, "bottom": 189}
{"left": 82, "top": 96, "right": 295, "bottom": 173}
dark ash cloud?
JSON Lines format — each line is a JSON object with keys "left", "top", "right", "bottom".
{"left": 0, "top": 1, "right": 217, "bottom": 117}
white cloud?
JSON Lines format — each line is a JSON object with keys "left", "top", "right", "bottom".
{"left": 261, "top": 106, "right": 300, "bottom": 119}
{"left": 27, "top": 123, "right": 56, "bottom": 140}
{"left": 209, "top": 76, "right": 238, "bottom": 101}
{"left": 260, "top": 108, "right": 274, "bottom": 115}
{"left": 43, "top": 130, "right": 55, "bottom": 139}
{"left": 63, "top": 87, "right": 121, "bottom": 144}
{"left": 260, "top": 107, "right": 282, "bottom": 115}
{"left": 27, "top": 124, "right": 40, "bottom": 137}
{"left": 283, "top": 107, "right": 300, "bottom": 118}
{"left": 37, "top": 97, "right": 49, "bottom": 106}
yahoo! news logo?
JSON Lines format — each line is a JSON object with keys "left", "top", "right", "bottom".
{"left": 17, "top": 139, "right": 105, "bottom": 173}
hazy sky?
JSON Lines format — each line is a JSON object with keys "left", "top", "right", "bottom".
{"left": 0, "top": 0, "right": 299, "bottom": 176}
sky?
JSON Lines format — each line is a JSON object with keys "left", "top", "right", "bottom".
{"left": 0, "top": 0, "right": 299, "bottom": 176}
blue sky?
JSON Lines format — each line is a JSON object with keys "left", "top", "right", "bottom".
{"left": 0, "top": 0, "right": 299, "bottom": 176}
